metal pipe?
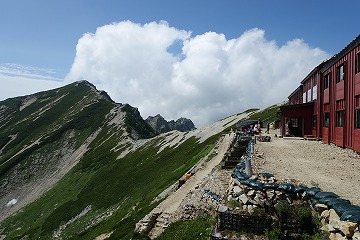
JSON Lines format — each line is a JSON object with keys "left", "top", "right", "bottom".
{"left": 244, "top": 158, "right": 253, "bottom": 177}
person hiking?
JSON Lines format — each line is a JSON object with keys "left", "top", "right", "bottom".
{"left": 265, "top": 122, "right": 270, "bottom": 134}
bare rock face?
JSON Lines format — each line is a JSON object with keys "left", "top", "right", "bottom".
{"left": 146, "top": 114, "right": 196, "bottom": 134}
{"left": 170, "top": 117, "right": 196, "bottom": 132}
{"left": 121, "top": 104, "right": 156, "bottom": 139}
{"left": 145, "top": 114, "right": 172, "bottom": 134}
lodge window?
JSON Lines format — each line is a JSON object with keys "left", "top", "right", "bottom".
{"left": 324, "top": 74, "right": 330, "bottom": 89}
{"left": 290, "top": 118, "right": 298, "bottom": 127}
{"left": 312, "top": 115, "right": 317, "bottom": 129}
{"left": 355, "top": 109, "right": 360, "bottom": 129}
{"left": 324, "top": 112, "right": 330, "bottom": 128}
{"left": 336, "top": 64, "right": 344, "bottom": 83}
{"left": 312, "top": 85, "right": 317, "bottom": 100}
{"left": 356, "top": 95, "right": 360, "bottom": 108}
{"left": 336, "top": 111, "right": 344, "bottom": 127}
{"left": 356, "top": 52, "right": 360, "bottom": 74}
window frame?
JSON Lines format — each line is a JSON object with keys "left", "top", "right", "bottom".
{"left": 355, "top": 109, "right": 360, "bottom": 129}
{"left": 336, "top": 110, "right": 344, "bottom": 127}
{"left": 290, "top": 118, "right": 298, "bottom": 128}
{"left": 356, "top": 52, "right": 360, "bottom": 74}
{"left": 312, "top": 114, "right": 317, "bottom": 129}
{"left": 324, "top": 112, "right": 330, "bottom": 128}
{"left": 336, "top": 64, "right": 344, "bottom": 83}
{"left": 324, "top": 74, "right": 330, "bottom": 89}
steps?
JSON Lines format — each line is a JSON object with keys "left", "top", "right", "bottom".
{"left": 148, "top": 212, "right": 172, "bottom": 239}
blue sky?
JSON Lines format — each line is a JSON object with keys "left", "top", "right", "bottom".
{"left": 1, "top": 0, "right": 359, "bottom": 127}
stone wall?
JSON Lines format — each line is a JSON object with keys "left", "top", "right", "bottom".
{"left": 213, "top": 137, "right": 360, "bottom": 240}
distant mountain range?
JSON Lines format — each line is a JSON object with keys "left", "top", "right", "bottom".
{"left": 146, "top": 114, "right": 196, "bottom": 134}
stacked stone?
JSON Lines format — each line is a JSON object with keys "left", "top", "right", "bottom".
{"left": 228, "top": 171, "right": 309, "bottom": 215}
{"left": 228, "top": 166, "right": 360, "bottom": 239}
{"left": 318, "top": 208, "right": 360, "bottom": 239}
{"left": 224, "top": 137, "right": 360, "bottom": 239}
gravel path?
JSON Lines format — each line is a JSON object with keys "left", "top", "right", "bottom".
{"left": 158, "top": 133, "right": 233, "bottom": 213}
{"left": 146, "top": 133, "right": 234, "bottom": 238}
{"left": 138, "top": 127, "right": 360, "bottom": 239}
{"left": 254, "top": 129, "right": 360, "bottom": 205}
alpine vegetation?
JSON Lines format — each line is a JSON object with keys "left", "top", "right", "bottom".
{"left": 0, "top": 80, "right": 254, "bottom": 239}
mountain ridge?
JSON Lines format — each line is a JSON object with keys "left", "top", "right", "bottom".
{"left": 146, "top": 114, "right": 196, "bottom": 134}
{"left": 0, "top": 80, "right": 198, "bottom": 226}
{"left": 0, "top": 80, "right": 123, "bottom": 222}
{"left": 0, "top": 80, "right": 282, "bottom": 239}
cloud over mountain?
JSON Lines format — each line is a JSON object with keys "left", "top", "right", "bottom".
{"left": 65, "top": 21, "right": 329, "bottom": 127}
{"left": 10, "top": 20, "right": 327, "bottom": 128}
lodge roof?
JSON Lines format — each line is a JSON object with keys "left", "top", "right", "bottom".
{"left": 288, "top": 34, "right": 360, "bottom": 100}
{"left": 280, "top": 101, "right": 314, "bottom": 111}
{"left": 287, "top": 85, "right": 302, "bottom": 99}
{"left": 300, "top": 61, "right": 326, "bottom": 84}
{"left": 321, "top": 34, "right": 360, "bottom": 73}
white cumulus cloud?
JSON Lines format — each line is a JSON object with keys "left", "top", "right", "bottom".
{"left": 65, "top": 21, "right": 330, "bottom": 127}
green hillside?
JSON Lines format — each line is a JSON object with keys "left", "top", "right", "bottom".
{"left": 1, "top": 135, "right": 219, "bottom": 239}
{"left": 0, "top": 81, "right": 222, "bottom": 239}
{"left": 0, "top": 81, "right": 284, "bottom": 239}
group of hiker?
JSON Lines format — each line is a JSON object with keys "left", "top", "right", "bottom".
{"left": 240, "top": 118, "right": 271, "bottom": 136}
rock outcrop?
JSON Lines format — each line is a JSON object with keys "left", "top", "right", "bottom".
{"left": 146, "top": 114, "right": 196, "bottom": 134}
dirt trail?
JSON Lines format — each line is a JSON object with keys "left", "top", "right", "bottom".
{"left": 255, "top": 129, "right": 360, "bottom": 206}
{"left": 155, "top": 133, "right": 233, "bottom": 214}
{"left": 144, "top": 133, "right": 234, "bottom": 238}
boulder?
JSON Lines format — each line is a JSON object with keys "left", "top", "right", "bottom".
{"left": 218, "top": 205, "right": 229, "bottom": 213}
{"left": 329, "top": 219, "right": 341, "bottom": 232}
{"left": 340, "top": 221, "right": 358, "bottom": 238}
{"left": 329, "top": 209, "right": 341, "bottom": 222}
{"left": 247, "top": 205, "right": 255, "bottom": 215}
{"left": 329, "top": 232, "right": 347, "bottom": 240}
{"left": 238, "top": 194, "right": 249, "bottom": 204}
{"left": 266, "top": 189, "right": 275, "bottom": 199}
{"left": 275, "top": 190, "right": 284, "bottom": 198}
{"left": 321, "top": 209, "right": 331, "bottom": 223}
{"left": 353, "top": 232, "right": 360, "bottom": 240}
{"left": 233, "top": 186, "right": 243, "bottom": 196}
{"left": 247, "top": 190, "right": 255, "bottom": 197}
{"left": 320, "top": 224, "right": 330, "bottom": 232}
{"left": 254, "top": 193, "right": 264, "bottom": 203}
{"left": 315, "top": 203, "right": 328, "bottom": 213}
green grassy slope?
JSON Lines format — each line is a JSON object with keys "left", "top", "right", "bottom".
{"left": 0, "top": 132, "right": 220, "bottom": 239}
{"left": 0, "top": 82, "right": 112, "bottom": 176}
{"left": 0, "top": 81, "right": 222, "bottom": 239}
{"left": 0, "top": 81, "right": 285, "bottom": 239}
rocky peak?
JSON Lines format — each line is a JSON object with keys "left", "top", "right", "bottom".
{"left": 146, "top": 114, "right": 196, "bottom": 134}
{"left": 173, "top": 117, "right": 196, "bottom": 132}
{"left": 74, "top": 80, "right": 114, "bottom": 102}
{"left": 122, "top": 104, "right": 156, "bottom": 139}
